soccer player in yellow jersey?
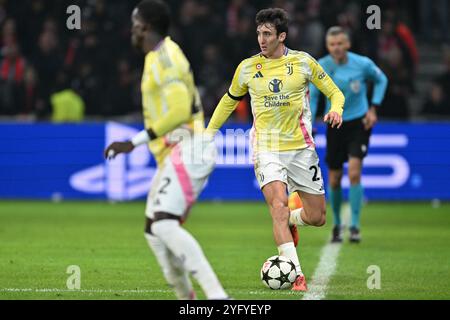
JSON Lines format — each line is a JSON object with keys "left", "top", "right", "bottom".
{"left": 206, "top": 8, "right": 345, "bottom": 291}
{"left": 104, "top": 0, "right": 228, "bottom": 300}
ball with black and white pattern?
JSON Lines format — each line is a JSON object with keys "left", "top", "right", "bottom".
{"left": 260, "top": 255, "right": 297, "bottom": 290}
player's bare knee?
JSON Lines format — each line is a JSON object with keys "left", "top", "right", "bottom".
{"left": 153, "top": 212, "right": 181, "bottom": 222}
{"left": 310, "top": 214, "right": 326, "bottom": 227}
{"left": 348, "top": 168, "right": 361, "bottom": 184}
{"left": 329, "top": 175, "right": 342, "bottom": 189}
{"left": 145, "top": 217, "right": 154, "bottom": 235}
{"left": 306, "top": 204, "right": 326, "bottom": 226}
{"left": 268, "top": 198, "right": 288, "bottom": 212}
{"left": 269, "top": 200, "right": 289, "bottom": 223}
{"left": 317, "top": 214, "right": 326, "bottom": 226}
{"left": 150, "top": 212, "right": 181, "bottom": 234}
{"left": 329, "top": 180, "right": 340, "bottom": 189}
{"left": 318, "top": 205, "right": 327, "bottom": 226}
{"left": 349, "top": 174, "right": 361, "bottom": 185}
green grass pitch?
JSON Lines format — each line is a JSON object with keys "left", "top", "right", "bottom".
{"left": 0, "top": 201, "right": 449, "bottom": 300}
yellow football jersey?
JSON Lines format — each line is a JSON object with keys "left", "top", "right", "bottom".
{"left": 141, "top": 36, "right": 204, "bottom": 165}
{"left": 207, "top": 48, "right": 344, "bottom": 152}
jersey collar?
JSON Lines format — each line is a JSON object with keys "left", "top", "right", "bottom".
{"left": 154, "top": 36, "right": 169, "bottom": 51}
{"left": 260, "top": 46, "right": 290, "bottom": 59}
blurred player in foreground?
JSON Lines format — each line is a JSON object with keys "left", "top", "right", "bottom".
{"left": 310, "top": 26, "right": 388, "bottom": 243}
{"left": 104, "top": 0, "right": 228, "bottom": 300}
{"left": 206, "top": 8, "right": 345, "bottom": 291}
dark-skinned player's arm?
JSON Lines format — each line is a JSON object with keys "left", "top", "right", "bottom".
{"left": 104, "top": 75, "right": 191, "bottom": 160}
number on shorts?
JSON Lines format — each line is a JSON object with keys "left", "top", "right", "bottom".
{"left": 309, "top": 165, "right": 321, "bottom": 182}
{"left": 158, "top": 178, "right": 171, "bottom": 194}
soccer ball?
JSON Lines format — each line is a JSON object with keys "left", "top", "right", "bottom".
{"left": 260, "top": 255, "right": 297, "bottom": 290}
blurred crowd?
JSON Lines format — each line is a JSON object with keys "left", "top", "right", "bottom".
{"left": 0, "top": 0, "right": 449, "bottom": 122}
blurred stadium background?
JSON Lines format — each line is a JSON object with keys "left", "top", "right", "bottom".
{"left": 0, "top": 0, "right": 449, "bottom": 121}
{"left": 0, "top": 0, "right": 449, "bottom": 300}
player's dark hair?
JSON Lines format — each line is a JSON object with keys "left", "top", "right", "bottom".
{"left": 136, "top": 0, "right": 170, "bottom": 37}
{"left": 255, "top": 8, "right": 289, "bottom": 37}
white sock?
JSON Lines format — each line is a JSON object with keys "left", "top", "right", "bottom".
{"left": 278, "top": 242, "right": 303, "bottom": 275}
{"left": 151, "top": 220, "right": 228, "bottom": 300}
{"left": 145, "top": 233, "right": 195, "bottom": 300}
{"left": 289, "top": 208, "right": 309, "bottom": 226}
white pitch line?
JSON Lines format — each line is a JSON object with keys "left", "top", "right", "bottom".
{"left": 0, "top": 288, "right": 300, "bottom": 296}
{"left": 302, "top": 242, "right": 341, "bottom": 300}
{"left": 342, "top": 203, "right": 351, "bottom": 231}
{"left": 302, "top": 205, "right": 348, "bottom": 301}
{"left": 0, "top": 288, "right": 170, "bottom": 294}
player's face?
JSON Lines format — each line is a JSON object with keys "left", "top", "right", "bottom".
{"left": 326, "top": 33, "right": 350, "bottom": 61}
{"left": 131, "top": 8, "right": 145, "bottom": 50}
{"left": 257, "top": 24, "right": 285, "bottom": 57}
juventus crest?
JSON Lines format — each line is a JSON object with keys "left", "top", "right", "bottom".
{"left": 286, "top": 63, "right": 293, "bottom": 75}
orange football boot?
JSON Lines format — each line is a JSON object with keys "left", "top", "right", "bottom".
{"left": 292, "top": 274, "right": 308, "bottom": 292}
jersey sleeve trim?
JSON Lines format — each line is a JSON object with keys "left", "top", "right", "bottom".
{"left": 227, "top": 90, "right": 245, "bottom": 101}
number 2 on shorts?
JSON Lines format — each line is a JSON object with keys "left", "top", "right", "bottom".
{"left": 309, "top": 165, "right": 321, "bottom": 182}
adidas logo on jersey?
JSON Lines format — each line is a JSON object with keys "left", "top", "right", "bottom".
{"left": 253, "top": 71, "right": 264, "bottom": 78}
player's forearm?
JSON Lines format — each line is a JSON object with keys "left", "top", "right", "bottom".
{"left": 152, "top": 82, "right": 191, "bottom": 137}
{"left": 318, "top": 80, "right": 345, "bottom": 116}
{"left": 311, "top": 69, "right": 345, "bottom": 116}
{"left": 328, "top": 88, "right": 345, "bottom": 116}
{"left": 205, "top": 93, "right": 240, "bottom": 136}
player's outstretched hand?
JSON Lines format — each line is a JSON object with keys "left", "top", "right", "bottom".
{"left": 324, "top": 111, "right": 343, "bottom": 129}
{"left": 104, "top": 141, "right": 135, "bottom": 160}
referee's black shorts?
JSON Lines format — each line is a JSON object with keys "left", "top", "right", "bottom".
{"left": 325, "top": 116, "right": 371, "bottom": 170}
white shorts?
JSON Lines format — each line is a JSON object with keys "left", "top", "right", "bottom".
{"left": 145, "top": 135, "right": 216, "bottom": 220}
{"left": 254, "top": 147, "right": 325, "bottom": 195}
